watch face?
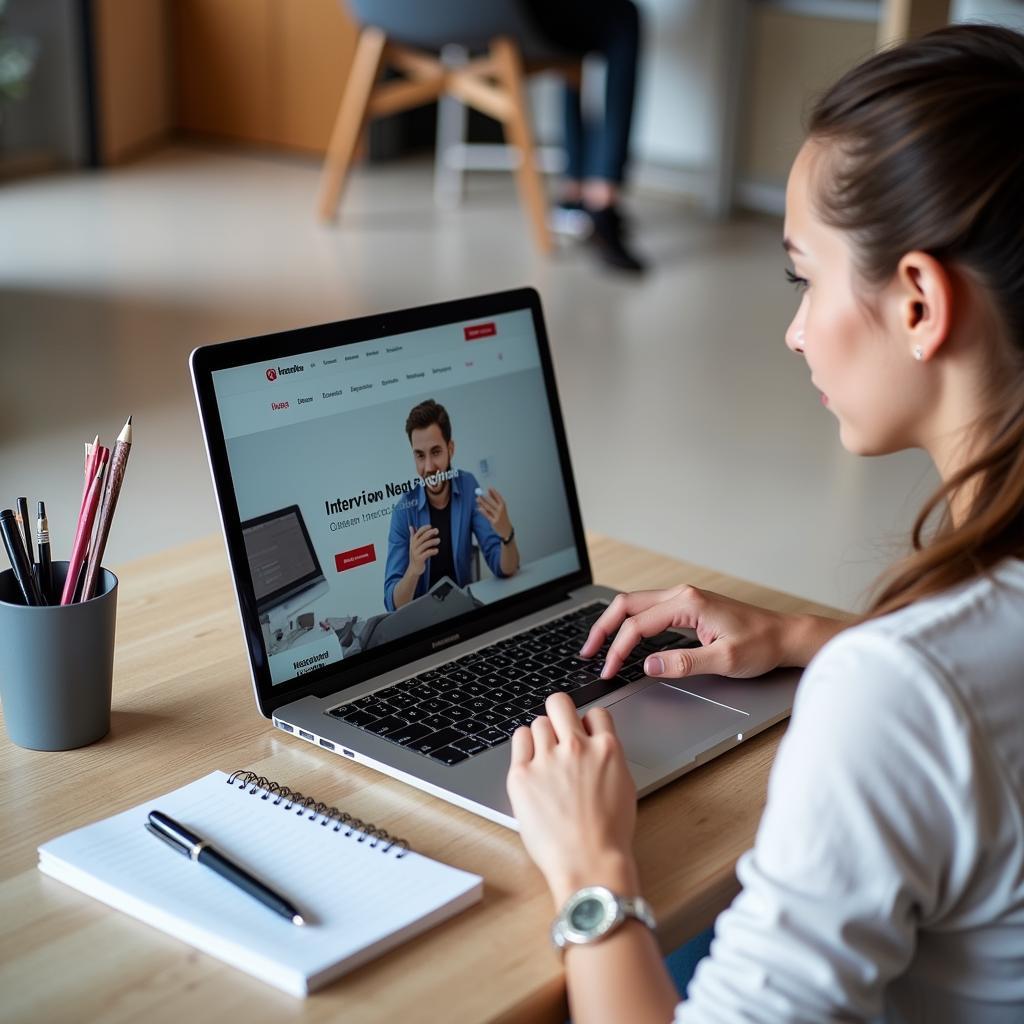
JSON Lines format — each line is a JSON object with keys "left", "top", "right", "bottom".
{"left": 569, "top": 896, "right": 606, "bottom": 932}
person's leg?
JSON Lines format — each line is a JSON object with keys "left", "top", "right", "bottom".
{"left": 562, "top": 84, "right": 585, "bottom": 200}
{"left": 584, "top": 0, "right": 640, "bottom": 201}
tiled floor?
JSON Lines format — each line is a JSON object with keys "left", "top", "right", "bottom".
{"left": 0, "top": 144, "right": 935, "bottom": 611}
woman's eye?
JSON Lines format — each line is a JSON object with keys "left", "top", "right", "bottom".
{"left": 785, "top": 267, "right": 809, "bottom": 292}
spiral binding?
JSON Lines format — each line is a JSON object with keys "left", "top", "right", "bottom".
{"left": 226, "top": 770, "right": 409, "bottom": 857}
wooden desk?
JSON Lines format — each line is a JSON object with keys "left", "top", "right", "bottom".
{"left": 0, "top": 534, "right": 840, "bottom": 1024}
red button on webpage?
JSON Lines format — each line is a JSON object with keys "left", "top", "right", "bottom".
{"left": 464, "top": 322, "right": 496, "bottom": 341}
{"left": 335, "top": 544, "right": 376, "bottom": 572}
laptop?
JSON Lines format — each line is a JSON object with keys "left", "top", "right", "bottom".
{"left": 190, "top": 287, "right": 798, "bottom": 828}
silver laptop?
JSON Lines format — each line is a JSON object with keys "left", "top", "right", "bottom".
{"left": 190, "top": 288, "right": 798, "bottom": 828}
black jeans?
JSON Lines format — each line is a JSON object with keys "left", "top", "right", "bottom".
{"left": 525, "top": 0, "right": 641, "bottom": 185}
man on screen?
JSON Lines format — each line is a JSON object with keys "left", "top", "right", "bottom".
{"left": 384, "top": 399, "right": 520, "bottom": 611}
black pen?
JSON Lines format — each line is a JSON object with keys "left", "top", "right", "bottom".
{"left": 0, "top": 508, "right": 43, "bottom": 606}
{"left": 146, "top": 810, "right": 305, "bottom": 926}
{"left": 36, "top": 501, "right": 52, "bottom": 605}
{"left": 15, "top": 497, "right": 33, "bottom": 566}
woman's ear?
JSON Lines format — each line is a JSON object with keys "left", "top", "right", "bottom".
{"left": 894, "top": 251, "right": 954, "bottom": 362}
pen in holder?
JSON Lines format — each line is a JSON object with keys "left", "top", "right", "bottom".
{"left": 0, "top": 561, "right": 117, "bottom": 751}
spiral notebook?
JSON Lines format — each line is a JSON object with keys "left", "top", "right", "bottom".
{"left": 37, "top": 770, "right": 483, "bottom": 997}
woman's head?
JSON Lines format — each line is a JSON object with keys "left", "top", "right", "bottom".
{"left": 782, "top": 24, "right": 1024, "bottom": 614}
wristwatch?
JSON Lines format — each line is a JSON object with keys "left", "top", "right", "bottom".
{"left": 550, "top": 886, "right": 656, "bottom": 954}
{"left": 500, "top": 526, "right": 515, "bottom": 545}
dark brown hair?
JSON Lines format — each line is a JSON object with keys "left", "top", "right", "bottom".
{"left": 405, "top": 399, "right": 452, "bottom": 444}
{"left": 806, "top": 24, "right": 1024, "bottom": 617}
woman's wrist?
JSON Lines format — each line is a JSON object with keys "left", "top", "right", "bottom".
{"left": 547, "top": 850, "right": 641, "bottom": 909}
{"left": 785, "top": 613, "right": 846, "bottom": 667}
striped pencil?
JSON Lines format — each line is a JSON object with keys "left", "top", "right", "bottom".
{"left": 81, "top": 416, "right": 133, "bottom": 601}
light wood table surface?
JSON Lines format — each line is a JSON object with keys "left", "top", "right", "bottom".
{"left": 0, "top": 533, "right": 841, "bottom": 1024}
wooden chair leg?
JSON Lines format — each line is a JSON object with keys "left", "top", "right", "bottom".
{"left": 317, "top": 26, "right": 387, "bottom": 223}
{"left": 490, "top": 36, "right": 554, "bottom": 255}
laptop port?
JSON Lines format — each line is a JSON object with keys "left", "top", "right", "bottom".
{"left": 275, "top": 720, "right": 293, "bottom": 732}
{"left": 342, "top": 749, "right": 355, "bottom": 758}
{"left": 319, "top": 738, "right": 335, "bottom": 750}
{"left": 298, "top": 729, "right": 314, "bottom": 741}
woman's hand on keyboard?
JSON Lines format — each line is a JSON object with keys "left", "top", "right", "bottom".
{"left": 582, "top": 585, "right": 845, "bottom": 682}
{"left": 506, "top": 693, "right": 638, "bottom": 908}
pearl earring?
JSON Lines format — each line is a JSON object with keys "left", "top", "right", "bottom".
{"left": 913, "top": 345, "right": 924, "bottom": 361}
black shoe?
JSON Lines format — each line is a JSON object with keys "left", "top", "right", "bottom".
{"left": 587, "top": 204, "right": 647, "bottom": 273}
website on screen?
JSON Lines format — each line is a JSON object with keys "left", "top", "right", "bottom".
{"left": 212, "top": 310, "right": 580, "bottom": 686}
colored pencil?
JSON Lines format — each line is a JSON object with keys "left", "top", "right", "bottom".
{"left": 81, "top": 416, "right": 133, "bottom": 601}
{"left": 62, "top": 455, "right": 105, "bottom": 605}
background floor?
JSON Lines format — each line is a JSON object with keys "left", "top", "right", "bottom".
{"left": 0, "top": 145, "right": 937, "bottom": 611}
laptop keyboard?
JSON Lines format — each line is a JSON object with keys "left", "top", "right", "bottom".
{"left": 324, "top": 601, "right": 694, "bottom": 766}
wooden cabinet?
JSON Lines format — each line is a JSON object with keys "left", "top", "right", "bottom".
{"left": 172, "top": 0, "right": 359, "bottom": 153}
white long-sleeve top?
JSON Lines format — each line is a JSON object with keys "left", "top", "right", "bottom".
{"left": 676, "top": 558, "right": 1024, "bottom": 1023}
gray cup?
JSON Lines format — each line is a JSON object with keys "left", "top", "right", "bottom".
{"left": 0, "top": 561, "right": 117, "bottom": 751}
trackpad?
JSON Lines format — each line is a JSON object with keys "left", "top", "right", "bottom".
{"left": 608, "top": 683, "right": 749, "bottom": 769}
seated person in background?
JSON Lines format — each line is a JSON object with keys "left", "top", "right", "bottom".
{"left": 526, "top": 0, "right": 646, "bottom": 272}
{"left": 384, "top": 399, "right": 519, "bottom": 611}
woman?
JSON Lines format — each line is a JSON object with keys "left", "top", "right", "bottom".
{"left": 506, "top": 25, "right": 1024, "bottom": 1023}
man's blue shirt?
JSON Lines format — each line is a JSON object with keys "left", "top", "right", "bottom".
{"left": 383, "top": 469, "right": 505, "bottom": 611}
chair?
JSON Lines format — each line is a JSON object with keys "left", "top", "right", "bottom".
{"left": 317, "top": 0, "right": 581, "bottom": 253}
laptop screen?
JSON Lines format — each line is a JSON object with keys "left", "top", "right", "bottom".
{"left": 209, "top": 306, "right": 582, "bottom": 688}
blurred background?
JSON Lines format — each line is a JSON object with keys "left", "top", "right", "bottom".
{"left": 2, "top": 0, "right": 1022, "bottom": 612}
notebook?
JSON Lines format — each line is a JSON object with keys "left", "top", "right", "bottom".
{"left": 37, "top": 769, "right": 483, "bottom": 997}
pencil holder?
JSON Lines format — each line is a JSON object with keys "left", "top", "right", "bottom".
{"left": 0, "top": 561, "right": 117, "bottom": 751}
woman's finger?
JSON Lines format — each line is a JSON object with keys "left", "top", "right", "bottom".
{"left": 510, "top": 724, "right": 534, "bottom": 765}
{"left": 530, "top": 714, "right": 557, "bottom": 753}
{"left": 544, "top": 692, "right": 586, "bottom": 741}
{"left": 580, "top": 586, "right": 684, "bottom": 657}
{"left": 582, "top": 705, "right": 616, "bottom": 736}
{"left": 601, "top": 600, "right": 681, "bottom": 677}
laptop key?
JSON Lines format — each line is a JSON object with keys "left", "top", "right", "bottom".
{"left": 339, "top": 709, "right": 378, "bottom": 727}
{"left": 487, "top": 686, "right": 516, "bottom": 704}
{"left": 428, "top": 746, "right": 470, "bottom": 766}
{"left": 568, "top": 676, "right": 630, "bottom": 710}
{"left": 451, "top": 735, "right": 489, "bottom": 755}
{"left": 450, "top": 717, "right": 489, "bottom": 735}
{"left": 618, "top": 664, "right": 646, "bottom": 682}
{"left": 363, "top": 714, "right": 409, "bottom": 736}
{"left": 490, "top": 702, "right": 519, "bottom": 720}
{"left": 421, "top": 713, "right": 455, "bottom": 731}
{"left": 363, "top": 700, "right": 398, "bottom": 718}
{"left": 476, "top": 727, "right": 510, "bottom": 747}
{"left": 461, "top": 681, "right": 489, "bottom": 697}
{"left": 400, "top": 705, "right": 431, "bottom": 723}
{"left": 420, "top": 697, "right": 454, "bottom": 715}
{"left": 474, "top": 672, "right": 506, "bottom": 690}
{"left": 474, "top": 709, "right": 507, "bottom": 726}
{"left": 386, "top": 692, "right": 420, "bottom": 711}
{"left": 461, "top": 697, "right": 494, "bottom": 716}
{"left": 412, "top": 683, "right": 443, "bottom": 699}
{"left": 387, "top": 722, "right": 433, "bottom": 746}
{"left": 408, "top": 728, "right": 464, "bottom": 755}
